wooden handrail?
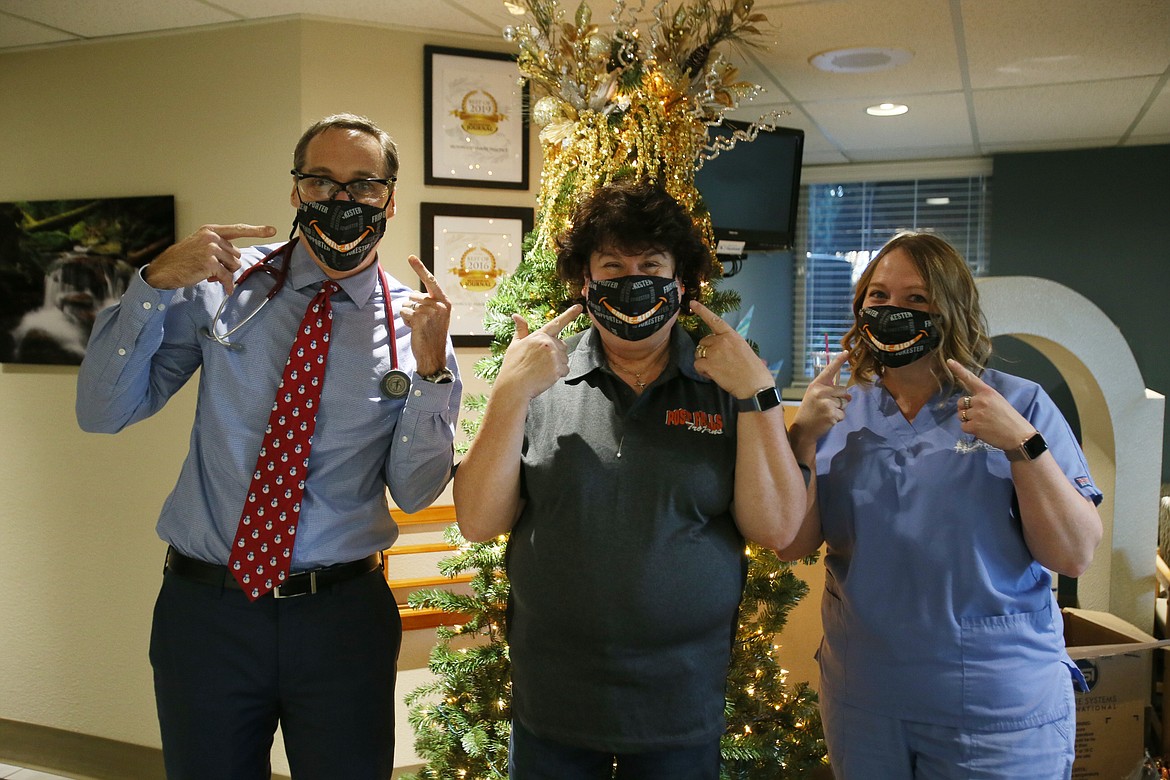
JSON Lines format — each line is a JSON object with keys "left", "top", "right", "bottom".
{"left": 400, "top": 606, "right": 473, "bottom": 631}
{"left": 390, "top": 505, "right": 458, "bottom": 527}
{"left": 387, "top": 574, "right": 474, "bottom": 590}
{"left": 385, "top": 542, "right": 458, "bottom": 556}
{"left": 385, "top": 504, "right": 471, "bottom": 631}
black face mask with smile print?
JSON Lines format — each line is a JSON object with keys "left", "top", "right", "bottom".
{"left": 293, "top": 198, "right": 386, "bottom": 273}
{"left": 586, "top": 275, "right": 680, "bottom": 341}
{"left": 858, "top": 304, "right": 941, "bottom": 368}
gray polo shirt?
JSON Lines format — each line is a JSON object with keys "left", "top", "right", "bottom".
{"left": 507, "top": 324, "right": 747, "bottom": 752}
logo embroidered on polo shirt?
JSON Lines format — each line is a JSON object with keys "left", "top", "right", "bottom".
{"left": 665, "top": 408, "right": 724, "bottom": 435}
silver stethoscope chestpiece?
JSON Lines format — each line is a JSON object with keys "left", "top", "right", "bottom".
{"left": 380, "top": 369, "right": 410, "bottom": 399}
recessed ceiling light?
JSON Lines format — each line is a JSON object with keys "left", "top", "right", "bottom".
{"left": 925, "top": 197, "right": 951, "bottom": 205}
{"left": 810, "top": 47, "right": 913, "bottom": 73}
{"left": 866, "top": 102, "right": 909, "bottom": 117}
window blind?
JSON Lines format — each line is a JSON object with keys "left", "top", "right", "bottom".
{"left": 792, "top": 175, "right": 992, "bottom": 383}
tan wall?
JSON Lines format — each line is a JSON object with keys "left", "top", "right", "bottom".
{"left": 0, "top": 17, "right": 823, "bottom": 776}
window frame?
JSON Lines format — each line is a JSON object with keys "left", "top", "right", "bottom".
{"left": 787, "top": 158, "right": 993, "bottom": 392}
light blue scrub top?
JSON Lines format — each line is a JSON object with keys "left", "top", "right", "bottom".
{"left": 815, "top": 369, "right": 1101, "bottom": 732}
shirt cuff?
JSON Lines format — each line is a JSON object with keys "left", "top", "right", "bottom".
{"left": 404, "top": 374, "right": 459, "bottom": 413}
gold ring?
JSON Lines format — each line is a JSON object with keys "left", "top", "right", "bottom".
{"left": 696, "top": 345, "right": 707, "bottom": 360}
{"left": 963, "top": 395, "right": 973, "bottom": 410}
{"left": 960, "top": 409, "right": 969, "bottom": 422}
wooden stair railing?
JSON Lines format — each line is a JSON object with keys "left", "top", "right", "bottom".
{"left": 385, "top": 505, "right": 474, "bottom": 630}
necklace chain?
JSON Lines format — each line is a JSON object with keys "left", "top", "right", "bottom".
{"left": 609, "top": 351, "right": 667, "bottom": 391}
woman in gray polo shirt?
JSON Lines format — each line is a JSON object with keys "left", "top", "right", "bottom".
{"left": 454, "top": 180, "right": 808, "bottom": 780}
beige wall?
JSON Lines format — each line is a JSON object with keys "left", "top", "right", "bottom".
{"left": 0, "top": 17, "right": 823, "bottom": 776}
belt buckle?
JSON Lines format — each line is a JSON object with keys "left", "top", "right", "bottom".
{"left": 272, "top": 570, "right": 317, "bottom": 599}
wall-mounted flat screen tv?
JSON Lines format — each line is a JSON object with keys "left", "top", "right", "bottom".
{"left": 694, "top": 120, "right": 804, "bottom": 253}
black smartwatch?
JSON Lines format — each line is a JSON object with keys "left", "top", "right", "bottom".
{"left": 735, "top": 386, "right": 782, "bottom": 413}
{"left": 1005, "top": 431, "right": 1048, "bottom": 462}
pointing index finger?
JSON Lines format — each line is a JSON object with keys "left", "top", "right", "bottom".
{"left": 814, "top": 350, "right": 850, "bottom": 386}
{"left": 687, "top": 300, "right": 732, "bottom": 335}
{"left": 409, "top": 255, "right": 450, "bottom": 304}
{"left": 946, "top": 359, "right": 985, "bottom": 393}
{"left": 213, "top": 224, "right": 278, "bottom": 242}
{"left": 539, "top": 304, "right": 583, "bottom": 338}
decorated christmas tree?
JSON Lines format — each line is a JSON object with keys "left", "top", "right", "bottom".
{"left": 403, "top": 1, "right": 827, "bottom": 777}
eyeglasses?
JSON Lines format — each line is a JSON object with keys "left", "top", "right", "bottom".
{"left": 291, "top": 169, "right": 395, "bottom": 205}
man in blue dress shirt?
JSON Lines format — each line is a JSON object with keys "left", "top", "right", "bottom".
{"left": 76, "top": 113, "right": 460, "bottom": 779}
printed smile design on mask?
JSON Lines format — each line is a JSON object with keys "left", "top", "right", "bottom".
{"left": 294, "top": 199, "right": 386, "bottom": 272}
{"left": 860, "top": 324, "right": 932, "bottom": 353}
{"left": 306, "top": 220, "right": 374, "bottom": 253}
{"left": 595, "top": 295, "right": 670, "bottom": 325}
{"left": 857, "top": 305, "right": 941, "bottom": 368}
{"left": 586, "top": 275, "right": 680, "bottom": 342}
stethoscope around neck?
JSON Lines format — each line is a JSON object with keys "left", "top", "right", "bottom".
{"left": 200, "top": 238, "right": 410, "bottom": 399}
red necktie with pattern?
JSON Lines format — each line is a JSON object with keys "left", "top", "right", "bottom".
{"left": 229, "top": 281, "right": 339, "bottom": 600}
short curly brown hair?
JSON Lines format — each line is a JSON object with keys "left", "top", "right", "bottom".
{"left": 555, "top": 180, "right": 713, "bottom": 304}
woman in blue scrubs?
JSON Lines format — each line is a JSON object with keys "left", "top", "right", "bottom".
{"left": 781, "top": 232, "right": 1103, "bottom": 779}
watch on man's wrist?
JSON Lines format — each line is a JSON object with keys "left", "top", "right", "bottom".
{"left": 735, "top": 385, "right": 782, "bottom": 413}
{"left": 1005, "top": 431, "right": 1048, "bottom": 462}
{"left": 419, "top": 367, "right": 454, "bottom": 384}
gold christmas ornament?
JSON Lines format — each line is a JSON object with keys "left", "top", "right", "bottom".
{"left": 505, "top": 0, "right": 787, "bottom": 256}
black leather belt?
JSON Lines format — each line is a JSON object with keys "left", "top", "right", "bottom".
{"left": 164, "top": 547, "right": 381, "bottom": 598}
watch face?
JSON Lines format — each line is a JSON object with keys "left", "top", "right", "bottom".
{"left": 737, "top": 386, "right": 781, "bottom": 413}
{"left": 1022, "top": 432, "right": 1048, "bottom": 459}
{"left": 756, "top": 386, "right": 782, "bottom": 411}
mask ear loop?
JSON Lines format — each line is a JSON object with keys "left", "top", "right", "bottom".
{"left": 290, "top": 190, "right": 305, "bottom": 242}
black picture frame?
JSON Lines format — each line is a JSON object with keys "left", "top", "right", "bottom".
{"left": 420, "top": 202, "right": 534, "bottom": 347}
{"left": 424, "top": 45, "right": 530, "bottom": 190}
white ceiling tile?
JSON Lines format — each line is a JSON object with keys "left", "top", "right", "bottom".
{"left": 973, "top": 78, "right": 1161, "bottom": 144}
{"left": 963, "top": 0, "right": 1170, "bottom": 89}
{"left": 1122, "top": 134, "right": 1170, "bottom": 146}
{"left": 980, "top": 137, "right": 1128, "bottom": 155}
{"left": 0, "top": 11, "right": 79, "bottom": 47}
{"left": 0, "top": 0, "right": 236, "bottom": 37}
{"left": 747, "top": 0, "right": 963, "bottom": 101}
{"left": 802, "top": 149, "right": 853, "bottom": 165}
{"left": 1130, "top": 79, "right": 1170, "bottom": 139}
{"left": 804, "top": 92, "right": 975, "bottom": 153}
{"left": 215, "top": 0, "right": 505, "bottom": 36}
{"left": 844, "top": 144, "right": 981, "bottom": 162}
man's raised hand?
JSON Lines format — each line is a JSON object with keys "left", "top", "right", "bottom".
{"left": 404, "top": 254, "right": 454, "bottom": 377}
{"left": 144, "top": 224, "right": 277, "bottom": 295}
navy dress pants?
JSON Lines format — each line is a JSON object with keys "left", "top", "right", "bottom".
{"left": 150, "top": 567, "right": 401, "bottom": 780}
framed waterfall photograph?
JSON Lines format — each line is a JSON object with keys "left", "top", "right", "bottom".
{"left": 0, "top": 195, "right": 175, "bottom": 365}
{"left": 420, "top": 202, "right": 533, "bottom": 347}
{"left": 424, "top": 45, "right": 530, "bottom": 190}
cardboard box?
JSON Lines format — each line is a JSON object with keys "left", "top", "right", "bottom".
{"left": 1063, "top": 608, "right": 1170, "bottom": 779}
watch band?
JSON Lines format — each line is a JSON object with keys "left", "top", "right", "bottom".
{"left": 735, "top": 386, "right": 782, "bottom": 413}
{"left": 1005, "top": 431, "right": 1047, "bottom": 462}
{"left": 419, "top": 367, "right": 454, "bottom": 384}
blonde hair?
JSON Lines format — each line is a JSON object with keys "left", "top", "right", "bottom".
{"left": 844, "top": 231, "right": 992, "bottom": 391}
